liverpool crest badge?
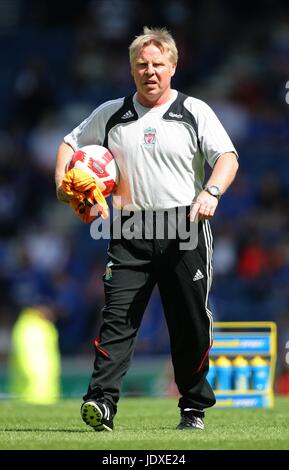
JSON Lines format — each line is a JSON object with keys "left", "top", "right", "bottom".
{"left": 143, "top": 127, "right": 156, "bottom": 147}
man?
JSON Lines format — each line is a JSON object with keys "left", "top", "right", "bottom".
{"left": 55, "top": 27, "right": 238, "bottom": 431}
{"left": 9, "top": 302, "right": 60, "bottom": 404}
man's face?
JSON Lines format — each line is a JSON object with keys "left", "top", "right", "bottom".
{"left": 131, "top": 43, "right": 176, "bottom": 106}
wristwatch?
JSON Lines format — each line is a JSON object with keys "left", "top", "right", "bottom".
{"left": 204, "top": 185, "right": 222, "bottom": 200}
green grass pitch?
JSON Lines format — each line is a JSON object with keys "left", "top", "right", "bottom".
{"left": 0, "top": 397, "right": 289, "bottom": 450}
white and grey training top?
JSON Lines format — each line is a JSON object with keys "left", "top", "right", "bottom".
{"left": 64, "top": 90, "right": 237, "bottom": 211}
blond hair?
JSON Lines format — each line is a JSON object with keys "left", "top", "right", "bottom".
{"left": 129, "top": 26, "right": 178, "bottom": 65}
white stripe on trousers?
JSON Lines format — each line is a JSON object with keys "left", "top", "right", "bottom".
{"left": 202, "top": 220, "right": 214, "bottom": 345}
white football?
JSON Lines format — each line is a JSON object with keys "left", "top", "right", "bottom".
{"left": 66, "top": 145, "right": 119, "bottom": 197}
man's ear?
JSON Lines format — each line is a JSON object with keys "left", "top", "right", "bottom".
{"left": 171, "top": 63, "right": 177, "bottom": 77}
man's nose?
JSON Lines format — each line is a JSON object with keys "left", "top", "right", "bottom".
{"left": 146, "top": 64, "right": 155, "bottom": 74}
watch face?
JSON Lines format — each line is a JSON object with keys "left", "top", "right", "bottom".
{"left": 206, "top": 186, "right": 221, "bottom": 198}
{"left": 210, "top": 186, "right": 219, "bottom": 196}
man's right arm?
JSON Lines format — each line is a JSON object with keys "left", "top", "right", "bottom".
{"left": 55, "top": 142, "right": 75, "bottom": 202}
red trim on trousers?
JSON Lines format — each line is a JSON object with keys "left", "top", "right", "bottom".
{"left": 192, "top": 341, "right": 213, "bottom": 376}
{"left": 94, "top": 337, "right": 110, "bottom": 358}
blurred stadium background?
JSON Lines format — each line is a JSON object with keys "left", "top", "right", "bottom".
{"left": 1, "top": 0, "right": 289, "bottom": 398}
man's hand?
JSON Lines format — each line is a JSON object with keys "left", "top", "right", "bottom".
{"left": 189, "top": 190, "right": 219, "bottom": 222}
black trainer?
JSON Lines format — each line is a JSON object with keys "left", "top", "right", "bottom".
{"left": 81, "top": 400, "right": 114, "bottom": 432}
{"left": 176, "top": 410, "right": 205, "bottom": 430}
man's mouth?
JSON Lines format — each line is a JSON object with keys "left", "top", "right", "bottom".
{"left": 144, "top": 81, "right": 157, "bottom": 85}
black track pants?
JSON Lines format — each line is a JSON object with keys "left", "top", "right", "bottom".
{"left": 84, "top": 210, "right": 216, "bottom": 413}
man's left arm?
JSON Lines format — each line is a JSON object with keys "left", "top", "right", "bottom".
{"left": 190, "top": 152, "right": 239, "bottom": 221}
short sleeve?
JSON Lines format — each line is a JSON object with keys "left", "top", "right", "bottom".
{"left": 64, "top": 99, "right": 125, "bottom": 150}
{"left": 186, "top": 98, "right": 238, "bottom": 168}
{"left": 64, "top": 107, "right": 106, "bottom": 150}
